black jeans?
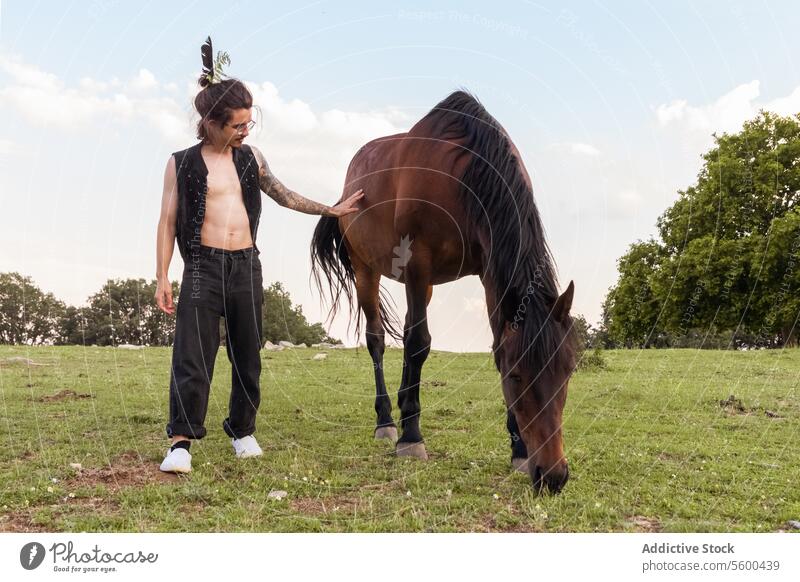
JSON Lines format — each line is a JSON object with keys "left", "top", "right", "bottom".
{"left": 167, "top": 244, "right": 264, "bottom": 440}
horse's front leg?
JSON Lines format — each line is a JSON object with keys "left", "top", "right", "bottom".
{"left": 507, "top": 410, "right": 530, "bottom": 473}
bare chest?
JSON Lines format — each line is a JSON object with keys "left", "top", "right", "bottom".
{"left": 201, "top": 153, "right": 243, "bottom": 201}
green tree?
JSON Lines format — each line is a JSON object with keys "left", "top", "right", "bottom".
{"left": 605, "top": 240, "right": 666, "bottom": 347}
{"left": 56, "top": 305, "right": 89, "bottom": 345}
{"left": 82, "top": 278, "right": 179, "bottom": 346}
{"left": 605, "top": 111, "right": 800, "bottom": 348}
{"left": 745, "top": 209, "right": 800, "bottom": 346}
{"left": 572, "top": 314, "right": 591, "bottom": 352}
{"left": 0, "top": 272, "right": 66, "bottom": 345}
{"left": 262, "top": 281, "right": 335, "bottom": 345}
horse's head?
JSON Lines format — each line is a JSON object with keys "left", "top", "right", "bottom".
{"left": 495, "top": 281, "right": 576, "bottom": 494}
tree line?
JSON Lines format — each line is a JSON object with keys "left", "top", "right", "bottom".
{"left": 599, "top": 111, "right": 800, "bottom": 349}
{"left": 0, "top": 273, "right": 339, "bottom": 347}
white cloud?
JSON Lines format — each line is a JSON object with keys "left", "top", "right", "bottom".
{"left": 0, "top": 54, "right": 60, "bottom": 90}
{"left": 655, "top": 80, "right": 800, "bottom": 137}
{"left": 0, "top": 53, "right": 412, "bottom": 172}
{"left": 78, "top": 77, "right": 109, "bottom": 93}
{"left": 240, "top": 82, "right": 412, "bottom": 197}
{"left": 248, "top": 81, "right": 318, "bottom": 133}
{"left": 128, "top": 68, "right": 157, "bottom": 92}
{"left": 0, "top": 54, "right": 170, "bottom": 131}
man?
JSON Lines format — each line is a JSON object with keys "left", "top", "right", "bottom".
{"left": 154, "top": 52, "right": 362, "bottom": 473}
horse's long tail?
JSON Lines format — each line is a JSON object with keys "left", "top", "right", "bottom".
{"left": 310, "top": 215, "right": 404, "bottom": 343}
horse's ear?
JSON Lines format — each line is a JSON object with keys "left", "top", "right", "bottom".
{"left": 554, "top": 280, "right": 574, "bottom": 322}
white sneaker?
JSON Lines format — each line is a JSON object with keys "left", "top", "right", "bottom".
{"left": 232, "top": 435, "right": 263, "bottom": 458}
{"left": 159, "top": 447, "right": 192, "bottom": 473}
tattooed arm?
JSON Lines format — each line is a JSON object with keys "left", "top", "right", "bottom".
{"left": 251, "top": 145, "right": 363, "bottom": 217}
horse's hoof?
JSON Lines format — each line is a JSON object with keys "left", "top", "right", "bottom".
{"left": 396, "top": 442, "right": 428, "bottom": 460}
{"left": 374, "top": 426, "right": 398, "bottom": 444}
{"left": 512, "top": 457, "right": 531, "bottom": 474}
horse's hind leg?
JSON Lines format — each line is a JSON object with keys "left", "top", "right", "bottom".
{"left": 395, "top": 278, "right": 432, "bottom": 460}
{"left": 507, "top": 410, "right": 530, "bottom": 473}
{"left": 355, "top": 266, "right": 397, "bottom": 443}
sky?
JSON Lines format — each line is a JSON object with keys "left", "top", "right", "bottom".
{"left": 1, "top": 0, "right": 799, "bottom": 351}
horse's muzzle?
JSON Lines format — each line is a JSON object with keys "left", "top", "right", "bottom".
{"left": 531, "top": 461, "right": 569, "bottom": 495}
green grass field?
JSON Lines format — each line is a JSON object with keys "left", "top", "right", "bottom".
{"left": 0, "top": 345, "right": 797, "bottom": 532}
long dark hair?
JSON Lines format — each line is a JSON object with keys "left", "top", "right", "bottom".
{"left": 194, "top": 78, "right": 253, "bottom": 141}
{"left": 419, "top": 90, "right": 575, "bottom": 373}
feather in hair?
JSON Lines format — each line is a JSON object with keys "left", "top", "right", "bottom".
{"left": 201, "top": 36, "right": 214, "bottom": 79}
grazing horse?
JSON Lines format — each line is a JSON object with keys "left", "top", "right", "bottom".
{"left": 311, "top": 91, "right": 576, "bottom": 493}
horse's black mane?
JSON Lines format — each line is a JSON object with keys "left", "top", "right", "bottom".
{"left": 420, "top": 90, "right": 575, "bottom": 372}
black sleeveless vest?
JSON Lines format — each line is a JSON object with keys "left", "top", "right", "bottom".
{"left": 172, "top": 142, "right": 262, "bottom": 263}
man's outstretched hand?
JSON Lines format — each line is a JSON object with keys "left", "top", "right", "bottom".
{"left": 327, "top": 189, "right": 365, "bottom": 217}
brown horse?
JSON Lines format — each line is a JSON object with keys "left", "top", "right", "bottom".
{"left": 311, "top": 91, "right": 576, "bottom": 493}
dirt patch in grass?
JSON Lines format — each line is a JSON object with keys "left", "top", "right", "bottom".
{"left": 719, "top": 395, "right": 748, "bottom": 414}
{"left": 35, "top": 389, "right": 93, "bottom": 403}
{"left": 66, "top": 450, "right": 180, "bottom": 492}
{"left": 626, "top": 515, "right": 662, "bottom": 532}
{"left": 0, "top": 509, "right": 52, "bottom": 532}
{"left": 480, "top": 513, "right": 541, "bottom": 532}
{"left": 719, "top": 395, "right": 785, "bottom": 419}
{"left": 0, "top": 496, "right": 122, "bottom": 532}
{"left": 422, "top": 380, "right": 448, "bottom": 388}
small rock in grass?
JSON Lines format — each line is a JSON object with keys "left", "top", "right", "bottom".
{"left": 268, "top": 490, "right": 288, "bottom": 501}
{"left": 312, "top": 353, "right": 327, "bottom": 361}
{"left": 69, "top": 463, "right": 82, "bottom": 470}
{"left": 788, "top": 520, "right": 800, "bottom": 530}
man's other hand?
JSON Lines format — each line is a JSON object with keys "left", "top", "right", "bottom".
{"left": 155, "top": 278, "right": 175, "bottom": 315}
